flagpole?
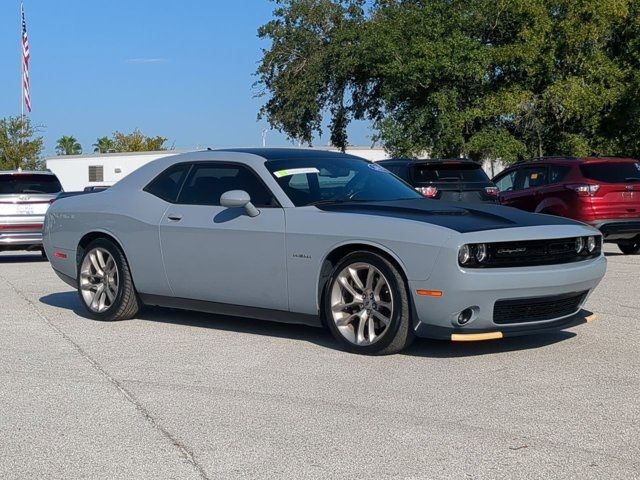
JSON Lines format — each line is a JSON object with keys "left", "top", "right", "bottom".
{"left": 20, "top": 1, "right": 23, "bottom": 122}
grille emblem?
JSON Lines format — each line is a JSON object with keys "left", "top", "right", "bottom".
{"left": 626, "top": 185, "right": 633, "bottom": 191}
{"left": 497, "top": 247, "right": 527, "bottom": 255}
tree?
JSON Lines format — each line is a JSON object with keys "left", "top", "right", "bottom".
{"left": 0, "top": 116, "right": 44, "bottom": 170}
{"left": 256, "top": 0, "right": 367, "bottom": 150}
{"left": 55, "top": 135, "right": 82, "bottom": 155}
{"left": 93, "top": 136, "right": 114, "bottom": 153}
{"left": 110, "top": 129, "right": 167, "bottom": 152}
{"left": 257, "top": 0, "right": 638, "bottom": 162}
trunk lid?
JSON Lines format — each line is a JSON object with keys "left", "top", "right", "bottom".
{"left": 580, "top": 162, "right": 640, "bottom": 219}
{"left": 0, "top": 173, "right": 61, "bottom": 221}
{"left": 409, "top": 162, "right": 497, "bottom": 203}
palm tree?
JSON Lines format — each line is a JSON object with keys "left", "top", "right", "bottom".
{"left": 93, "top": 136, "right": 114, "bottom": 153}
{"left": 55, "top": 135, "right": 82, "bottom": 155}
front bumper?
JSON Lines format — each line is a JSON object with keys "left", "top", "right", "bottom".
{"left": 409, "top": 247, "right": 606, "bottom": 340}
{"left": 415, "top": 309, "right": 596, "bottom": 341}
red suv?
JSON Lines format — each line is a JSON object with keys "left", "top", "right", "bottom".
{"left": 492, "top": 157, "right": 640, "bottom": 254}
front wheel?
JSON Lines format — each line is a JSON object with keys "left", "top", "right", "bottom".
{"left": 324, "top": 251, "right": 414, "bottom": 355}
{"left": 618, "top": 237, "right": 640, "bottom": 255}
{"left": 77, "top": 238, "right": 140, "bottom": 321}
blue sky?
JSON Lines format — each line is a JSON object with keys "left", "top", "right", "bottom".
{"left": 0, "top": 0, "right": 372, "bottom": 156}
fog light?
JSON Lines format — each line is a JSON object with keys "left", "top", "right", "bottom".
{"left": 587, "top": 236, "right": 596, "bottom": 253}
{"left": 575, "top": 237, "right": 585, "bottom": 253}
{"left": 458, "top": 308, "right": 473, "bottom": 325}
{"left": 458, "top": 245, "right": 471, "bottom": 265}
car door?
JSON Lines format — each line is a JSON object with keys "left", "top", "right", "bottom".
{"left": 515, "top": 165, "right": 549, "bottom": 211}
{"left": 534, "top": 165, "right": 572, "bottom": 214}
{"left": 498, "top": 165, "right": 548, "bottom": 211}
{"left": 159, "top": 162, "right": 288, "bottom": 311}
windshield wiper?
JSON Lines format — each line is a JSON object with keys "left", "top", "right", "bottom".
{"left": 624, "top": 177, "right": 640, "bottom": 182}
{"left": 22, "top": 189, "right": 47, "bottom": 194}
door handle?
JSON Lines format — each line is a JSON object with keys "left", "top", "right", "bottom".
{"left": 167, "top": 214, "right": 183, "bottom": 221}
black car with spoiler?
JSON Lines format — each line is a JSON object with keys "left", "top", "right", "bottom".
{"left": 378, "top": 158, "right": 499, "bottom": 204}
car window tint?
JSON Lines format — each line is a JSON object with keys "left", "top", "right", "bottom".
{"left": 267, "top": 157, "right": 420, "bottom": 206}
{"left": 178, "top": 163, "right": 276, "bottom": 207}
{"left": 144, "top": 164, "right": 190, "bottom": 202}
{"left": 411, "top": 163, "right": 489, "bottom": 183}
{"left": 515, "top": 166, "right": 547, "bottom": 190}
{"left": 548, "top": 165, "right": 571, "bottom": 184}
{"left": 580, "top": 162, "right": 640, "bottom": 183}
{"left": 494, "top": 170, "right": 517, "bottom": 192}
{"left": 0, "top": 174, "right": 62, "bottom": 194}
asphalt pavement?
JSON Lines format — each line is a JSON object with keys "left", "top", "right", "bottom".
{"left": 0, "top": 245, "right": 638, "bottom": 479}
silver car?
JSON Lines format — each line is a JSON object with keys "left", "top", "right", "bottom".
{"left": 43, "top": 149, "right": 606, "bottom": 355}
{"left": 1, "top": 170, "right": 62, "bottom": 256}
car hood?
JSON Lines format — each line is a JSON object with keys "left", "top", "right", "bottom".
{"left": 315, "top": 199, "right": 585, "bottom": 233}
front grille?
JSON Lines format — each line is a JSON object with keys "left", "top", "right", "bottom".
{"left": 493, "top": 291, "right": 588, "bottom": 324}
{"left": 466, "top": 237, "right": 601, "bottom": 268}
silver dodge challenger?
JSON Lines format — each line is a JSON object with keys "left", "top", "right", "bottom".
{"left": 43, "top": 149, "right": 606, "bottom": 354}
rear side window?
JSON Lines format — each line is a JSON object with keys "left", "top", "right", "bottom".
{"left": 144, "top": 164, "right": 190, "bottom": 203}
{"left": 580, "top": 162, "right": 640, "bottom": 183}
{"left": 411, "top": 163, "right": 489, "bottom": 183}
{"left": 549, "top": 165, "right": 571, "bottom": 184}
{"left": 0, "top": 174, "right": 62, "bottom": 194}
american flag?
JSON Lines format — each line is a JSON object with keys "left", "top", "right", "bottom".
{"left": 21, "top": 2, "right": 32, "bottom": 112}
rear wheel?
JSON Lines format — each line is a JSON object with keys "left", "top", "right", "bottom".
{"left": 77, "top": 238, "right": 140, "bottom": 321}
{"left": 324, "top": 251, "right": 413, "bottom": 355}
{"left": 618, "top": 237, "right": 640, "bottom": 255}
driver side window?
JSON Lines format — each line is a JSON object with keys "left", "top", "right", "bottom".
{"left": 177, "top": 163, "right": 277, "bottom": 207}
{"left": 494, "top": 170, "right": 517, "bottom": 192}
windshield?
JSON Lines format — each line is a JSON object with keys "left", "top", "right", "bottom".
{"left": 580, "top": 162, "right": 640, "bottom": 183}
{"left": 0, "top": 174, "right": 62, "bottom": 194}
{"left": 266, "top": 157, "right": 421, "bottom": 206}
{"left": 411, "top": 163, "right": 489, "bottom": 183}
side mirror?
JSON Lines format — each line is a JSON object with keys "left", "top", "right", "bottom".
{"left": 220, "top": 190, "right": 260, "bottom": 217}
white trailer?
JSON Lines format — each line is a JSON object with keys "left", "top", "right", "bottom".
{"left": 45, "top": 151, "right": 179, "bottom": 192}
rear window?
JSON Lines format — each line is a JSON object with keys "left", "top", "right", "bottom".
{"left": 411, "top": 163, "right": 490, "bottom": 183}
{"left": 0, "top": 174, "right": 62, "bottom": 194}
{"left": 580, "top": 162, "right": 640, "bottom": 183}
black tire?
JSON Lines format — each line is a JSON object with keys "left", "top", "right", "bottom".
{"left": 618, "top": 237, "right": 640, "bottom": 255}
{"left": 323, "top": 251, "right": 414, "bottom": 355}
{"left": 40, "top": 249, "right": 48, "bottom": 260}
{"left": 77, "top": 238, "right": 140, "bottom": 321}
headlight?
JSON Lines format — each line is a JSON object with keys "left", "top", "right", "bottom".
{"left": 458, "top": 245, "right": 471, "bottom": 265}
{"left": 575, "top": 237, "right": 585, "bottom": 253}
{"left": 475, "top": 243, "right": 488, "bottom": 262}
{"left": 586, "top": 236, "right": 596, "bottom": 253}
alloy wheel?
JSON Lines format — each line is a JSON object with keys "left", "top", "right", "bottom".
{"left": 330, "top": 262, "right": 394, "bottom": 346}
{"left": 79, "top": 247, "right": 119, "bottom": 313}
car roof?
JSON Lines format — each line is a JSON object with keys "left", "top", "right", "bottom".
{"left": 514, "top": 156, "right": 639, "bottom": 167}
{"left": 378, "top": 158, "right": 479, "bottom": 166}
{"left": 213, "top": 148, "right": 366, "bottom": 162}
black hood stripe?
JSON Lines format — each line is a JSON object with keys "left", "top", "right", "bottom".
{"left": 316, "top": 199, "right": 583, "bottom": 233}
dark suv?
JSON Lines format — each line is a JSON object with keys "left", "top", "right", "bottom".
{"left": 378, "top": 158, "right": 499, "bottom": 203}
{"left": 492, "top": 157, "right": 640, "bottom": 254}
